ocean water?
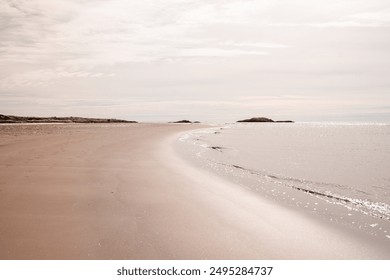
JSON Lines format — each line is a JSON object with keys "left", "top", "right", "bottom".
{"left": 175, "top": 123, "right": 390, "bottom": 243}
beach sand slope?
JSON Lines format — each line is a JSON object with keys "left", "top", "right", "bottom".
{"left": 0, "top": 124, "right": 388, "bottom": 259}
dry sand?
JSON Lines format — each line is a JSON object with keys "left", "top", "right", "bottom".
{"left": 0, "top": 123, "right": 388, "bottom": 259}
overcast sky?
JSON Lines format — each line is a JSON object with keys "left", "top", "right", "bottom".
{"left": 1, "top": 0, "right": 390, "bottom": 122}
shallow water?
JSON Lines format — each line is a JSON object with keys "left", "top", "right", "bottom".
{"left": 175, "top": 123, "right": 390, "bottom": 244}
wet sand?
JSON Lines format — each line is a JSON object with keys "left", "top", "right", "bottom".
{"left": 0, "top": 123, "right": 388, "bottom": 259}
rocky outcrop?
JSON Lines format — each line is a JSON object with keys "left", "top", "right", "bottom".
{"left": 237, "top": 117, "right": 274, "bottom": 123}
{"left": 237, "top": 117, "right": 294, "bottom": 123}
{"left": 169, "top": 120, "right": 201, "bottom": 124}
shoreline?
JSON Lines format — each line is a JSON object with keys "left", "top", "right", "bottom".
{"left": 173, "top": 124, "right": 390, "bottom": 246}
{"left": 0, "top": 123, "right": 389, "bottom": 259}
{"left": 169, "top": 129, "right": 390, "bottom": 259}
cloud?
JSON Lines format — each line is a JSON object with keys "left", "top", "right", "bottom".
{"left": 1, "top": 0, "right": 390, "bottom": 122}
{"left": 2, "top": 0, "right": 387, "bottom": 69}
{"left": 0, "top": 0, "right": 292, "bottom": 87}
{"left": 0, "top": 0, "right": 289, "bottom": 67}
{"left": 0, "top": 68, "right": 116, "bottom": 89}
{"left": 175, "top": 48, "right": 268, "bottom": 58}
{"left": 278, "top": 9, "right": 390, "bottom": 27}
{"left": 346, "top": 9, "right": 390, "bottom": 26}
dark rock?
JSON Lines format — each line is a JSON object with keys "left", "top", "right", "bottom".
{"left": 169, "top": 120, "right": 192, "bottom": 123}
{"left": 237, "top": 117, "right": 294, "bottom": 123}
{"left": 237, "top": 117, "right": 275, "bottom": 123}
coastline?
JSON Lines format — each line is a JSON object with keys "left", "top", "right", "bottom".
{"left": 169, "top": 128, "right": 390, "bottom": 259}
{"left": 0, "top": 123, "right": 389, "bottom": 259}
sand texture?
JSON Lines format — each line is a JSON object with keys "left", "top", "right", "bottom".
{"left": 0, "top": 123, "right": 388, "bottom": 259}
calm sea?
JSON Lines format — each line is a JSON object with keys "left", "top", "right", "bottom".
{"left": 176, "top": 123, "right": 390, "bottom": 243}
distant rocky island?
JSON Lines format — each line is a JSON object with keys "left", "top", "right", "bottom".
{"left": 237, "top": 117, "right": 294, "bottom": 123}
{"left": 169, "top": 120, "right": 201, "bottom": 124}
{"left": 0, "top": 114, "right": 137, "bottom": 124}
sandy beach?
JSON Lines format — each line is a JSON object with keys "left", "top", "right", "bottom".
{"left": 0, "top": 123, "right": 388, "bottom": 260}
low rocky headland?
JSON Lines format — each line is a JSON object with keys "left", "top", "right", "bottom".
{"left": 0, "top": 114, "right": 137, "bottom": 124}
